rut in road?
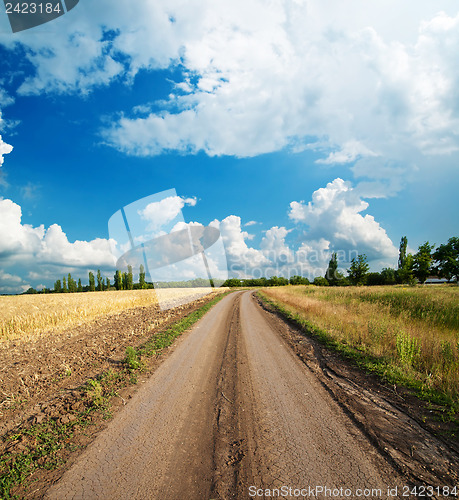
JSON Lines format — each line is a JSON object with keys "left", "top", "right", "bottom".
{"left": 46, "top": 291, "right": 403, "bottom": 499}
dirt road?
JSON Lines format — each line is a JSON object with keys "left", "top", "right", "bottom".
{"left": 45, "top": 291, "right": 407, "bottom": 499}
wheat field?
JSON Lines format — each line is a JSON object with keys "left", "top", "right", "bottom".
{"left": 0, "top": 288, "right": 221, "bottom": 343}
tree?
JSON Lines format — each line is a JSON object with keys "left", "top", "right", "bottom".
{"left": 139, "top": 264, "right": 146, "bottom": 289}
{"left": 380, "top": 267, "right": 396, "bottom": 285}
{"left": 89, "top": 272, "right": 96, "bottom": 292}
{"left": 398, "top": 236, "right": 408, "bottom": 270}
{"left": 313, "top": 277, "right": 329, "bottom": 286}
{"left": 413, "top": 241, "right": 434, "bottom": 284}
{"left": 97, "top": 270, "right": 104, "bottom": 291}
{"left": 397, "top": 253, "right": 415, "bottom": 285}
{"left": 325, "top": 253, "right": 338, "bottom": 285}
{"left": 289, "top": 275, "right": 310, "bottom": 285}
{"left": 77, "top": 278, "right": 83, "bottom": 292}
{"left": 54, "top": 279, "right": 62, "bottom": 293}
{"left": 114, "top": 270, "right": 122, "bottom": 290}
{"left": 127, "top": 265, "right": 134, "bottom": 290}
{"left": 433, "top": 237, "right": 459, "bottom": 282}
{"left": 347, "top": 254, "right": 369, "bottom": 285}
{"left": 68, "top": 273, "right": 77, "bottom": 293}
{"left": 222, "top": 278, "right": 243, "bottom": 287}
{"left": 324, "top": 252, "right": 345, "bottom": 285}
{"left": 122, "top": 272, "right": 128, "bottom": 290}
{"left": 63, "top": 276, "right": 68, "bottom": 293}
{"left": 106, "top": 277, "right": 110, "bottom": 290}
{"left": 366, "top": 272, "right": 384, "bottom": 286}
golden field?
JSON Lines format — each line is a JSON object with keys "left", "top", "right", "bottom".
{"left": 0, "top": 288, "right": 221, "bottom": 343}
{"left": 261, "top": 285, "right": 459, "bottom": 404}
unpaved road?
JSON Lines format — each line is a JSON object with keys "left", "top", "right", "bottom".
{"left": 46, "top": 291, "right": 415, "bottom": 499}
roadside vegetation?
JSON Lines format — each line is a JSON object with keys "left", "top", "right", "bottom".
{"left": 260, "top": 285, "right": 459, "bottom": 416}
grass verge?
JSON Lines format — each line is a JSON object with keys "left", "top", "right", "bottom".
{"left": 0, "top": 291, "right": 231, "bottom": 499}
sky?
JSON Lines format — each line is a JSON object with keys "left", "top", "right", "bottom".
{"left": 0, "top": 0, "right": 458, "bottom": 293}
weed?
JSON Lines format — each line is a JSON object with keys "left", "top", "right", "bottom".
{"left": 124, "top": 346, "right": 141, "bottom": 372}
{"left": 396, "top": 332, "right": 421, "bottom": 367}
{"left": 85, "top": 380, "right": 103, "bottom": 407}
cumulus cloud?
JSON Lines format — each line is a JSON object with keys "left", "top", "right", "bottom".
{"left": 0, "top": 134, "right": 13, "bottom": 166}
{"left": 97, "top": 3, "right": 459, "bottom": 178}
{"left": 1, "top": 0, "right": 457, "bottom": 180}
{"left": 138, "top": 195, "right": 197, "bottom": 234}
{"left": 288, "top": 178, "right": 398, "bottom": 261}
{"left": 210, "top": 215, "right": 269, "bottom": 274}
{"left": 0, "top": 198, "right": 116, "bottom": 292}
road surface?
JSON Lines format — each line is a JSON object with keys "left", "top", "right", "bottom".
{"left": 46, "top": 291, "right": 403, "bottom": 499}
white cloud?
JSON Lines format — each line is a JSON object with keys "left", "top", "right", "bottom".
{"left": 95, "top": 3, "right": 459, "bottom": 180}
{"left": 260, "top": 226, "right": 294, "bottom": 264}
{"left": 0, "top": 134, "right": 13, "bottom": 166}
{"left": 138, "top": 196, "right": 197, "bottom": 234}
{"left": 316, "top": 140, "right": 379, "bottom": 165}
{"left": 0, "top": 198, "right": 116, "bottom": 292}
{"left": 288, "top": 178, "right": 398, "bottom": 262}
{"left": 210, "top": 215, "right": 269, "bottom": 273}
{"left": 1, "top": 0, "right": 457, "bottom": 178}
{"left": 0, "top": 269, "right": 30, "bottom": 294}
{"left": 244, "top": 220, "right": 258, "bottom": 227}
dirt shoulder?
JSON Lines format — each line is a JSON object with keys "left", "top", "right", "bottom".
{"left": 0, "top": 290, "right": 228, "bottom": 498}
{"left": 255, "top": 292, "right": 459, "bottom": 490}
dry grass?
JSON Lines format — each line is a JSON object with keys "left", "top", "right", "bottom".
{"left": 0, "top": 288, "right": 223, "bottom": 343}
{"left": 262, "top": 285, "right": 459, "bottom": 404}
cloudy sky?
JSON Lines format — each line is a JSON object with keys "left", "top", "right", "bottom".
{"left": 0, "top": 0, "right": 458, "bottom": 293}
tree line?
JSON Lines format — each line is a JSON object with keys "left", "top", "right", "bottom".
{"left": 22, "top": 235, "right": 458, "bottom": 294}
{"left": 222, "top": 236, "right": 459, "bottom": 288}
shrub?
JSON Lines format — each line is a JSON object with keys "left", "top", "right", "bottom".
{"left": 313, "top": 277, "right": 329, "bottom": 286}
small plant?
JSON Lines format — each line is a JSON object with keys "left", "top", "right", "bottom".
{"left": 124, "top": 346, "right": 141, "bottom": 372}
{"left": 396, "top": 332, "right": 420, "bottom": 367}
{"left": 85, "top": 379, "right": 103, "bottom": 407}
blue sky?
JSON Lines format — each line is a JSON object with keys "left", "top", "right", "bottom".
{"left": 0, "top": 0, "right": 458, "bottom": 292}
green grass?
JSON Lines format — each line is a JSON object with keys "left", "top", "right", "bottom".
{"left": 258, "top": 288, "right": 459, "bottom": 417}
{"left": 304, "top": 285, "right": 459, "bottom": 330}
{"left": 0, "top": 290, "right": 231, "bottom": 499}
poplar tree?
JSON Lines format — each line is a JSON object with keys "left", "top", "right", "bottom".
{"left": 127, "top": 265, "right": 133, "bottom": 290}
{"left": 97, "top": 270, "right": 104, "bottom": 291}
{"left": 139, "top": 264, "right": 146, "bottom": 289}
{"left": 89, "top": 272, "right": 96, "bottom": 291}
